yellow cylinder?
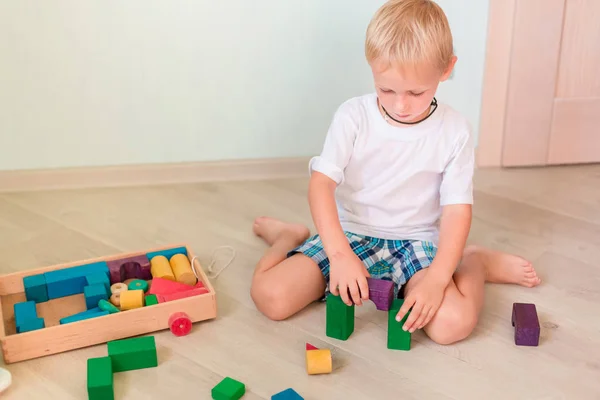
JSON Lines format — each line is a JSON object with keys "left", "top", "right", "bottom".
{"left": 150, "top": 255, "right": 175, "bottom": 281}
{"left": 169, "top": 254, "right": 197, "bottom": 286}
{"left": 306, "top": 349, "right": 332, "bottom": 375}
{"left": 120, "top": 289, "right": 144, "bottom": 310}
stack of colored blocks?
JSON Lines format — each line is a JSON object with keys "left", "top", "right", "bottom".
{"left": 87, "top": 336, "right": 158, "bottom": 400}
{"left": 13, "top": 301, "right": 44, "bottom": 333}
{"left": 325, "top": 279, "right": 411, "bottom": 351}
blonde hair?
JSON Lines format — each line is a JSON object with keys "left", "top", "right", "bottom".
{"left": 365, "top": 0, "right": 454, "bottom": 73}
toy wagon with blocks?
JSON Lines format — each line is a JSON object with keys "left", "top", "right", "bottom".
{"left": 0, "top": 244, "right": 217, "bottom": 364}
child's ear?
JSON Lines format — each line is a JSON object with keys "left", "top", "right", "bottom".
{"left": 440, "top": 56, "right": 457, "bottom": 82}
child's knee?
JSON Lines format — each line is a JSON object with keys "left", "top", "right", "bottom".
{"left": 426, "top": 304, "right": 478, "bottom": 345}
{"left": 250, "top": 279, "right": 292, "bottom": 321}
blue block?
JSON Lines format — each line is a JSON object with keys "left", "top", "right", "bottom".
{"left": 85, "top": 272, "right": 110, "bottom": 295}
{"left": 146, "top": 246, "right": 187, "bottom": 261}
{"left": 17, "top": 317, "right": 45, "bottom": 333}
{"left": 59, "top": 307, "right": 108, "bottom": 324}
{"left": 23, "top": 274, "right": 48, "bottom": 303}
{"left": 45, "top": 261, "right": 109, "bottom": 299}
{"left": 84, "top": 283, "right": 109, "bottom": 309}
{"left": 14, "top": 301, "right": 38, "bottom": 328}
{"left": 272, "top": 388, "right": 304, "bottom": 400}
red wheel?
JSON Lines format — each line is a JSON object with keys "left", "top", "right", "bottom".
{"left": 168, "top": 312, "right": 192, "bottom": 336}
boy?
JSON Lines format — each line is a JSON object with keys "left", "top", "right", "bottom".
{"left": 250, "top": 0, "right": 541, "bottom": 345}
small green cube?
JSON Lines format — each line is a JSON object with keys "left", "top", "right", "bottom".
{"left": 212, "top": 377, "right": 245, "bottom": 400}
{"left": 388, "top": 299, "right": 411, "bottom": 350}
{"left": 325, "top": 294, "right": 354, "bottom": 340}
{"left": 87, "top": 356, "right": 114, "bottom": 400}
{"left": 144, "top": 294, "right": 159, "bottom": 306}
{"left": 107, "top": 336, "right": 158, "bottom": 372}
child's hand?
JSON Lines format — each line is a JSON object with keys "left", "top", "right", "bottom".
{"left": 396, "top": 274, "right": 447, "bottom": 333}
{"left": 329, "top": 250, "right": 370, "bottom": 306}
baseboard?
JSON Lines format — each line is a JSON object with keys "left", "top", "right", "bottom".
{"left": 0, "top": 157, "right": 311, "bottom": 193}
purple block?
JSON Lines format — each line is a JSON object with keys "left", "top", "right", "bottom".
{"left": 367, "top": 278, "right": 394, "bottom": 311}
{"left": 106, "top": 254, "right": 151, "bottom": 284}
{"left": 512, "top": 303, "right": 540, "bottom": 346}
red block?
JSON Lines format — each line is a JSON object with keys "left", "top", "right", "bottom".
{"left": 148, "top": 277, "right": 204, "bottom": 296}
{"left": 168, "top": 312, "right": 192, "bottom": 336}
{"left": 306, "top": 343, "right": 318, "bottom": 351}
{"left": 157, "top": 287, "right": 209, "bottom": 303}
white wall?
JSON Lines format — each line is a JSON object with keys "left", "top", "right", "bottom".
{"left": 0, "top": 1, "right": 489, "bottom": 171}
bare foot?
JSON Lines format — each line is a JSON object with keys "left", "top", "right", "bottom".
{"left": 253, "top": 216, "right": 310, "bottom": 247}
{"left": 464, "top": 245, "right": 542, "bottom": 288}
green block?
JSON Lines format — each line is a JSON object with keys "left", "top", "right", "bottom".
{"left": 388, "top": 299, "right": 411, "bottom": 350}
{"left": 212, "top": 377, "right": 245, "bottom": 400}
{"left": 87, "top": 356, "right": 114, "bottom": 400}
{"left": 98, "top": 299, "right": 120, "bottom": 314}
{"left": 107, "top": 336, "right": 158, "bottom": 372}
{"left": 144, "top": 294, "right": 158, "bottom": 306}
{"left": 325, "top": 294, "right": 354, "bottom": 340}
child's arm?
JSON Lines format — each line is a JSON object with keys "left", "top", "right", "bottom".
{"left": 308, "top": 171, "right": 370, "bottom": 306}
{"left": 396, "top": 204, "right": 471, "bottom": 332}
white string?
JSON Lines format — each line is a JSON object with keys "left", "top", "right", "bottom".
{"left": 191, "top": 245, "right": 236, "bottom": 280}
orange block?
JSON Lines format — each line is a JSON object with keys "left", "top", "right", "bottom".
{"left": 306, "top": 349, "right": 332, "bottom": 375}
{"left": 120, "top": 289, "right": 144, "bottom": 310}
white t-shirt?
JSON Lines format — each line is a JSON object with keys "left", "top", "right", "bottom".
{"left": 309, "top": 93, "right": 474, "bottom": 243}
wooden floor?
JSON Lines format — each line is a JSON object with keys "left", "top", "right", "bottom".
{"left": 0, "top": 165, "right": 599, "bottom": 399}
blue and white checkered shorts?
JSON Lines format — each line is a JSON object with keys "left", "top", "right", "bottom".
{"left": 288, "top": 231, "right": 437, "bottom": 298}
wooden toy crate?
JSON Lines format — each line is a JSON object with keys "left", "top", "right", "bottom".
{"left": 0, "top": 244, "right": 217, "bottom": 364}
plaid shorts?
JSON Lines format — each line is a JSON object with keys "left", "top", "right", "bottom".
{"left": 288, "top": 231, "right": 437, "bottom": 298}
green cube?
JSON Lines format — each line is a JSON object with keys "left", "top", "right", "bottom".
{"left": 212, "top": 377, "right": 245, "bottom": 400}
{"left": 326, "top": 294, "right": 354, "bottom": 340}
{"left": 107, "top": 336, "right": 158, "bottom": 372}
{"left": 144, "top": 294, "right": 158, "bottom": 306}
{"left": 388, "top": 299, "right": 411, "bottom": 350}
{"left": 87, "top": 356, "right": 114, "bottom": 400}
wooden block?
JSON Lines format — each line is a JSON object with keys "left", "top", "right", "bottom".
{"left": 512, "top": 302, "right": 540, "bottom": 346}
{"left": 44, "top": 261, "right": 109, "bottom": 299}
{"left": 211, "top": 377, "right": 245, "bottom": 400}
{"left": 86, "top": 272, "right": 111, "bottom": 296}
{"left": 106, "top": 254, "right": 151, "bottom": 285}
{"left": 84, "top": 284, "right": 109, "bottom": 310}
{"left": 17, "top": 317, "right": 45, "bottom": 333}
{"left": 110, "top": 283, "right": 128, "bottom": 294}
{"left": 388, "top": 299, "right": 411, "bottom": 351}
{"left": 169, "top": 253, "right": 197, "bottom": 286}
{"left": 367, "top": 277, "right": 394, "bottom": 311}
{"left": 158, "top": 287, "right": 209, "bottom": 303}
{"left": 325, "top": 294, "right": 354, "bottom": 340}
{"left": 98, "top": 299, "right": 120, "bottom": 314}
{"left": 305, "top": 343, "right": 318, "bottom": 351}
{"left": 146, "top": 246, "right": 188, "bottom": 261}
{"left": 14, "top": 301, "right": 38, "bottom": 329}
{"left": 87, "top": 356, "right": 114, "bottom": 400}
{"left": 107, "top": 336, "right": 158, "bottom": 372}
{"left": 127, "top": 279, "right": 149, "bottom": 292}
{"left": 23, "top": 274, "right": 48, "bottom": 303}
{"left": 147, "top": 277, "right": 196, "bottom": 296}
{"left": 144, "top": 294, "right": 158, "bottom": 306}
{"left": 305, "top": 349, "right": 332, "bottom": 375}
{"left": 60, "top": 308, "right": 109, "bottom": 324}
{"left": 149, "top": 256, "right": 176, "bottom": 281}
{"left": 272, "top": 388, "right": 304, "bottom": 400}
{"left": 120, "top": 289, "right": 144, "bottom": 310}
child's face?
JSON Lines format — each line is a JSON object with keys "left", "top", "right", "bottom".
{"left": 370, "top": 58, "right": 456, "bottom": 124}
